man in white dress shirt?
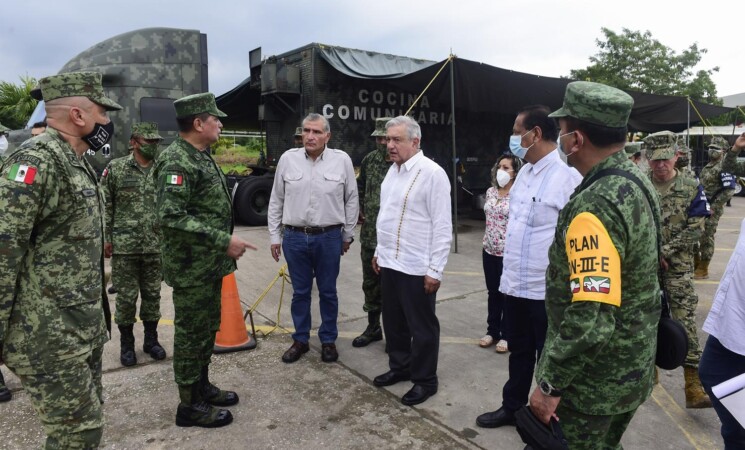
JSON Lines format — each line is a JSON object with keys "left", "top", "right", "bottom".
{"left": 476, "top": 105, "right": 582, "bottom": 429}
{"left": 371, "top": 115, "right": 452, "bottom": 407}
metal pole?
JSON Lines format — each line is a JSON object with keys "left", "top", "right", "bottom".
{"left": 450, "top": 54, "right": 458, "bottom": 253}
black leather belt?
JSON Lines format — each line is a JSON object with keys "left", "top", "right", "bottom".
{"left": 283, "top": 224, "right": 342, "bottom": 235}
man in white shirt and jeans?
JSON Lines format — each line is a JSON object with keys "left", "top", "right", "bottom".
{"left": 372, "top": 115, "right": 452, "bottom": 407}
{"left": 476, "top": 105, "right": 581, "bottom": 428}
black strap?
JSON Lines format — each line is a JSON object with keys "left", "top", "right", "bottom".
{"left": 580, "top": 168, "right": 671, "bottom": 318}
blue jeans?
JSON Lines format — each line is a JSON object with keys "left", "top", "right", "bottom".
{"left": 282, "top": 227, "right": 342, "bottom": 344}
{"left": 699, "top": 336, "right": 745, "bottom": 449}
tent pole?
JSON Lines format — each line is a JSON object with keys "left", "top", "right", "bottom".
{"left": 450, "top": 54, "right": 458, "bottom": 253}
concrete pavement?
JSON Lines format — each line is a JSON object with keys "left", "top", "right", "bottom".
{"left": 2, "top": 197, "right": 741, "bottom": 449}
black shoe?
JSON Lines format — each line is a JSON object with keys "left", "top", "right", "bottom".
{"left": 282, "top": 340, "right": 309, "bottom": 363}
{"left": 118, "top": 324, "right": 137, "bottom": 367}
{"left": 0, "top": 385, "right": 11, "bottom": 403}
{"left": 120, "top": 349, "right": 137, "bottom": 367}
{"left": 321, "top": 343, "right": 338, "bottom": 362}
{"left": 143, "top": 321, "right": 167, "bottom": 360}
{"left": 108, "top": 286, "right": 118, "bottom": 294}
{"left": 352, "top": 326, "right": 383, "bottom": 347}
{"left": 401, "top": 384, "right": 437, "bottom": 406}
{"left": 476, "top": 406, "right": 516, "bottom": 428}
{"left": 373, "top": 370, "right": 411, "bottom": 387}
{"left": 175, "top": 401, "right": 233, "bottom": 428}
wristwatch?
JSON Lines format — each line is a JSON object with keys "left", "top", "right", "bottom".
{"left": 539, "top": 380, "right": 563, "bottom": 397}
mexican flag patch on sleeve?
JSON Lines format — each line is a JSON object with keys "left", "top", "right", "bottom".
{"left": 8, "top": 163, "right": 38, "bottom": 184}
{"left": 167, "top": 174, "right": 183, "bottom": 185}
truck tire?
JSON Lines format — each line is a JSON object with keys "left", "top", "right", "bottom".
{"left": 234, "top": 176, "right": 273, "bottom": 226}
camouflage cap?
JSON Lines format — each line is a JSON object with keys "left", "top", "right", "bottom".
{"left": 0, "top": 122, "right": 9, "bottom": 133}
{"left": 707, "top": 136, "right": 729, "bottom": 150}
{"left": 624, "top": 142, "right": 642, "bottom": 155}
{"left": 294, "top": 127, "right": 303, "bottom": 137}
{"left": 549, "top": 81, "right": 633, "bottom": 128}
{"left": 370, "top": 116, "right": 393, "bottom": 137}
{"left": 131, "top": 122, "right": 163, "bottom": 140}
{"left": 174, "top": 92, "right": 226, "bottom": 119}
{"left": 39, "top": 71, "right": 122, "bottom": 111}
{"left": 644, "top": 130, "right": 678, "bottom": 160}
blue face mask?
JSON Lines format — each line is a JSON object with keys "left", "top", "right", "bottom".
{"left": 509, "top": 128, "right": 535, "bottom": 159}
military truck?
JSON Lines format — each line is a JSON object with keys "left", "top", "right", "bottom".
{"left": 14, "top": 27, "right": 208, "bottom": 175}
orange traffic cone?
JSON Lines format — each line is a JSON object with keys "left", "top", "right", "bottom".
{"left": 214, "top": 273, "right": 257, "bottom": 353}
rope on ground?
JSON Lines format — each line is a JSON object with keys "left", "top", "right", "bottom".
{"left": 241, "top": 264, "right": 291, "bottom": 337}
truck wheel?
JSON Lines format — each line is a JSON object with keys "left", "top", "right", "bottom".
{"left": 735, "top": 179, "right": 744, "bottom": 197}
{"left": 234, "top": 177, "right": 273, "bottom": 225}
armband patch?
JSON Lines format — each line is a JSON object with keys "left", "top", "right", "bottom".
{"left": 566, "top": 212, "right": 621, "bottom": 306}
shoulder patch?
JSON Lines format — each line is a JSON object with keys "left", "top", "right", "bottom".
{"left": 102, "top": 168, "right": 109, "bottom": 177}
{"left": 7, "top": 163, "right": 38, "bottom": 184}
{"left": 565, "top": 212, "right": 621, "bottom": 307}
{"left": 164, "top": 172, "right": 184, "bottom": 186}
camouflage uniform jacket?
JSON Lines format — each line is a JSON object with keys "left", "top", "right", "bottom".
{"left": 700, "top": 159, "right": 734, "bottom": 207}
{"left": 100, "top": 154, "right": 161, "bottom": 254}
{"left": 0, "top": 128, "right": 108, "bottom": 370}
{"left": 650, "top": 169, "right": 710, "bottom": 274}
{"left": 358, "top": 147, "right": 392, "bottom": 249}
{"left": 722, "top": 150, "right": 745, "bottom": 177}
{"left": 536, "top": 152, "right": 660, "bottom": 415}
{"left": 154, "top": 136, "right": 236, "bottom": 288}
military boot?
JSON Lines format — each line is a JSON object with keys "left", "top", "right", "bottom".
{"left": 175, "top": 383, "right": 233, "bottom": 428}
{"left": 0, "top": 371, "right": 12, "bottom": 403}
{"left": 199, "top": 365, "right": 239, "bottom": 406}
{"left": 693, "top": 259, "right": 710, "bottom": 280}
{"left": 352, "top": 311, "right": 383, "bottom": 348}
{"left": 684, "top": 367, "right": 713, "bottom": 408}
{"left": 118, "top": 324, "right": 137, "bottom": 367}
{"left": 142, "top": 321, "right": 166, "bottom": 360}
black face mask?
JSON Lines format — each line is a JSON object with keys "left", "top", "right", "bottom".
{"left": 83, "top": 121, "right": 114, "bottom": 152}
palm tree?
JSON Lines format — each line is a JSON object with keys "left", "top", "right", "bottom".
{"left": 0, "top": 75, "right": 38, "bottom": 130}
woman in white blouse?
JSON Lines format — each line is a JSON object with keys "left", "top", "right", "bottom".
{"left": 479, "top": 155, "right": 521, "bottom": 353}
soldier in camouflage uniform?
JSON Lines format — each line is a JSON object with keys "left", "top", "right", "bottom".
{"left": 154, "top": 92, "right": 256, "bottom": 428}
{"left": 675, "top": 144, "right": 695, "bottom": 178}
{"left": 529, "top": 81, "right": 660, "bottom": 448}
{"left": 0, "top": 122, "right": 9, "bottom": 162}
{"left": 0, "top": 123, "right": 11, "bottom": 401}
{"left": 694, "top": 136, "right": 736, "bottom": 279}
{"left": 101, "top": 122, "right": 166, "bottom": 367}
{"left": 0, "top": 72, "right": 119, "bottom": 449}
{"left": 293, "top": 126, "right": 303, "bottom": 148}
{"left": 646, "top": 130, "right": 713, "bottom": 409}
{"left": 353, "top": 117, "right": 393, "bottom": 348}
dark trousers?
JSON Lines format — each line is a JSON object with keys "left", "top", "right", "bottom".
{"left": 482, "top": 250, "right": 505, "bottom": 339}
{"left": 501, "top": 295, "right": 547, "bottom": 412}
{"left": 381, "top": 268, "right": 439, "bottom": 388}
{"left": 699, "top": 336, "right": 745, "bottom": 449}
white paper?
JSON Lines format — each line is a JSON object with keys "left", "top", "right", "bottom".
{"left": 713, "top": 373, "right": 745, "bottom": 428}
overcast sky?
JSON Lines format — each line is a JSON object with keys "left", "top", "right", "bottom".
{"left": 1, "top": 0, "right": 742, "bottom": 99}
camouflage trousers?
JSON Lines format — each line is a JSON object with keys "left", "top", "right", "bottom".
{"left": 663, "top": 272, "right": 702, "bottom": 368}
{"left": 172, "top": 279, "right": 222, "bottom": 386}
{"left": 555, "top": 402, "right": 636, "bottom": 449}
{"left": 697, "top": 204, "right": 725, "bottom": 262}
{"left": 9, "top": 346, "right": 104, "bottom": 450}
{"left": 361, "top": 246, "right": 382, "bottom": 313}
{"left": 112, "top": 253, "right": 162, "bottom": 325}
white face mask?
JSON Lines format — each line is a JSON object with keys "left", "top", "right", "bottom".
{"left": 0, "top": 135, "right": 8, "bottom": 153}
{"left": 496, "top": 169, "right": 512, "bottom": 187}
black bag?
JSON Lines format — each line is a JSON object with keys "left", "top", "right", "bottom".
{"left": 583, "top": 168, "right": 688, "bottom": 370}
{"left": 515, "top": 405, "right": 569, "bottom": 450}
{"left": 655, "top": 292, "right": 688, "bottom": 370}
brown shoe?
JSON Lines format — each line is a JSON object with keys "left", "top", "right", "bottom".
{"left": 282, "top": 340, "right": 309, "bottom": 363}
{"left": 321, "top": 343, "right": 338, "bottom": 362}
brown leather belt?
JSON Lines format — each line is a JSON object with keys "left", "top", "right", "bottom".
{"left": 283, "top": 224, "right": 342, "bottom": 235}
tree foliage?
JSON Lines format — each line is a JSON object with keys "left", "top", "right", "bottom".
{"left": 0, "top": 75, "right": 39, "bottom": 130}
{"left": 570, "top": 28, "right": 721, "bottom": 104}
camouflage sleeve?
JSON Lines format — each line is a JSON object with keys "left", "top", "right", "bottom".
{"left": 722, "top": 150, "right": 745, "bottom": 177}
{"left": 155, "top": 160, "right": 231, "bottom": 251}
{"left": 357, "top": 156, "right": 367, "bottom": 215}
{"left": 100, "top": 163, "right": 114, "bottom": 244}
{"left": 661, "top": 186, "right": 707, "bottom": 259}
{"left": 0, "top": 152, "right": 54, "bottom": 340}
{"left": 539, "top": 204, "right": 622, "bottom": 389}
